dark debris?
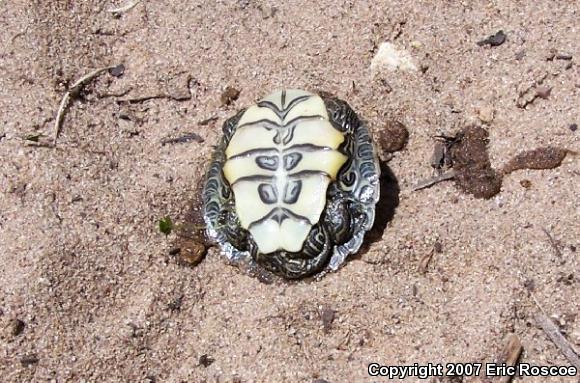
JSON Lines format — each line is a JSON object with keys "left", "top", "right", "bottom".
{"left": 199, "top": 354, "right": 215, "bottom": 367}
{"left": 320, "top": 307, "right": 336, "bottom": 332}
{"left": 108, "top": 64, "right": 125, "bottom": 78}
{"left": 172, "top": 192, "right": 210, "bottom": 267}
{"left": 449, "top": 126, "right": 503, "bottom": 199}
{"left": 477, "top": 30, "right": 506, "bottom": 47}
{"left": 502, "top": 147, "right": 568, "bottom": 174}
{"left": 220, "top": 86, "right": 240, "bottom": 106}
{"left": 10, "top": 319, "right": 26, "bottom": 337}
{"left": 379, "top": 120, "right": 409, "bottom": 153}
{"left": 161, "top": 132, "right": 204, "bottom": 145}
{"left": 20, "top": 354, "right": 39, "bottom": 367}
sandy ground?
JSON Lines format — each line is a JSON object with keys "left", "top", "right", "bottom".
{"left": 1, "top": 1, "right": 579, "bottom": 382}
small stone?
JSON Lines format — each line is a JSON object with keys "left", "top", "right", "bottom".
{"left": 477, "top": 30, "right": 506, "bottom": 47}
{"left": 176, "top": 237, "right": 208, "bottom": 266}
{"left": 569, "top": 123, "right": 578, "bottom": 132}
{"left": 108, "top": 64, "right": 125, "bottom": 78}
{"left": 477, "top": 106, "right": 495, "bottom": 123}
{"left": 370, "top": 42, "right": 418, "bottom": 74}
{"left": 410, "top": 40, "right": 422, "bottom": 49}
{"left": 523, "top": 278, "right": 535, "bottom": 291}
{"left": 535, "top": 86, "right": 552, "bottom": 99}
{"left": 167, "top": 295, "right": 183, "bottom": 311}
{"left": 10, "top": 319, "right": 25, "bottom": 336}
{"left": 220, "top": 86, "right": 240, "bottom": 106}
{"left": 556, "top": 53, "right": 573, "bottom": 60}
{"left": 320, "top": 307, "right": 336, "bottom": 332}
{"left": 519, "top": 179, "right": 532, "bottom": 189}
{"left": 572, "top": 326, "right": 580, "bottom": 345}
{"left": 433, "top": 241, "right": 443, "bottom": 254}
{"left": 199, "top": 354, "right": 215, "bottom": 367}
{"left": 20, "top": 354, "right": 39, "bottom": 367}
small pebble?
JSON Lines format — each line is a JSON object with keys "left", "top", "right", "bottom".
{"left": 199, "top": 354, "right": 215, "bottom": 367}
{"left": 519, "top": 179, "right": 532, "bottom": 189}
{"left": 108, "top": 64, "right": 125, "bottom": 78}
{"left": 523, "top": 278, "right": 535, "bottom": 291}
{"left": 477, "top": 30, "right": 506, "bottom": 47}
{"left": 320, "top": 307, "right": 336, "bottom": 332}
{"left": 556, "top": 53, "right": 573, "bottom": 61}
{"left": 477, "top": 106, "right": 495, "bottom": 123}
{"left": 571, "top": 326, "right": 580, "bottom": 345}
{"left": 370, "top": 42, "right": 418, "bottom": 74}
{"left": 176, "top": 237, "right": 208, "bottom": 266}
{"left": 167, "top": 295, "right": 183, "bottom": 312}
{"left": 569, "top": 123, "right": 578, "bottom": 132}
{"left": 10, "top": 319, "right": 25, "bottom": 336}
{"left": 20, "top": 354, "right": 39, "bottom": 367}
{"left": 535, "top": 86, "right": 552, "bottom": 99}
{"left": 434, "top": 241, "right": 443, "bottom": 253}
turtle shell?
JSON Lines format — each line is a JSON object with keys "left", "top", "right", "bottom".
{"left": 203, "top": 89, "right": 380, "bottom": 278}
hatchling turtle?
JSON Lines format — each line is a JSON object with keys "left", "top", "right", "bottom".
{"left": 202, "top": 89, "right": 380, "bottom": 279}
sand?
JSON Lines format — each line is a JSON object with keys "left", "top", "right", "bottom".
{"left": 0, "top": 1, "right": 578, "bottom": 382}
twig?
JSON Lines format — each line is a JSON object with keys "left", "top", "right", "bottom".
{"left": 541, "top": 227, "right": 562, "bottom": 257}
{"left": 53, "top": 66, "right": 115, "bottom": 145}
{"left": 412, "top": 169, "right": 456, "bottom": 191}
{"left": 118, "top": 93, "right": 191, "bottom": 103}
{"left": 418, "top": 248, "right": 434, "bottom": 274}
{"left": 530, "top": 292, "right": 580, "bottom": 370}
{"left": 535, "top": 314, "right": 580, "bottom": 370}
{"left": 496, "top": 334, "right": 523, "bottom": 383}
{"left": 198, "top": 116, "right": 218, "bottom": 126}
{"left": 161, "top": 133, "right": 204, "bottom": 146}
{"left": 96, "top": 86, "right": 133, "bottom": 98}
{"left": 108, "top": 0, "right": 142, "bottom": 14}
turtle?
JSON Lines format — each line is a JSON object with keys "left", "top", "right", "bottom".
{"left": 202, "top": 89, "right": 380, "bottom": 279}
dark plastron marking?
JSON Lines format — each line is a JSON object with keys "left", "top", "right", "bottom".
{"left": 284, "top": 143, "right": 334, "bottom": 154}
{"left": 273, "top": 123, "right": 295, "bottom": 145}
{"left": 283, "top": 152, "right": 302, "bottom": 171}
{"left": 257, "top": 92, "right": 311, "bottom": 119}
{"left": 281, "top": 124, "right": 296, "bottom": 145}
{"left": 229, "top": 147, "right": 278, "bottom": 160}
{"left": 232, "top": 170, "right": 330, "bottom": 186}
{"left": 237, "top": 118, "right": 283, "bottom": 131}
{"left": 248, "top": 207, "right": 312, "bottom": 229}
{"left": 271, "top": 115, "right": 323, "bottom": 144}
{"left": 255, "top": 155, "right": 279, "bottom": 171}
{"left": 283, "top": 180, "right": 302, "bottom": 204}
{"left": 258, "top": 183, "right": 278, "bottom": 204}
{"left": 229, "top": 144, "right": 332, "bottom": 162}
